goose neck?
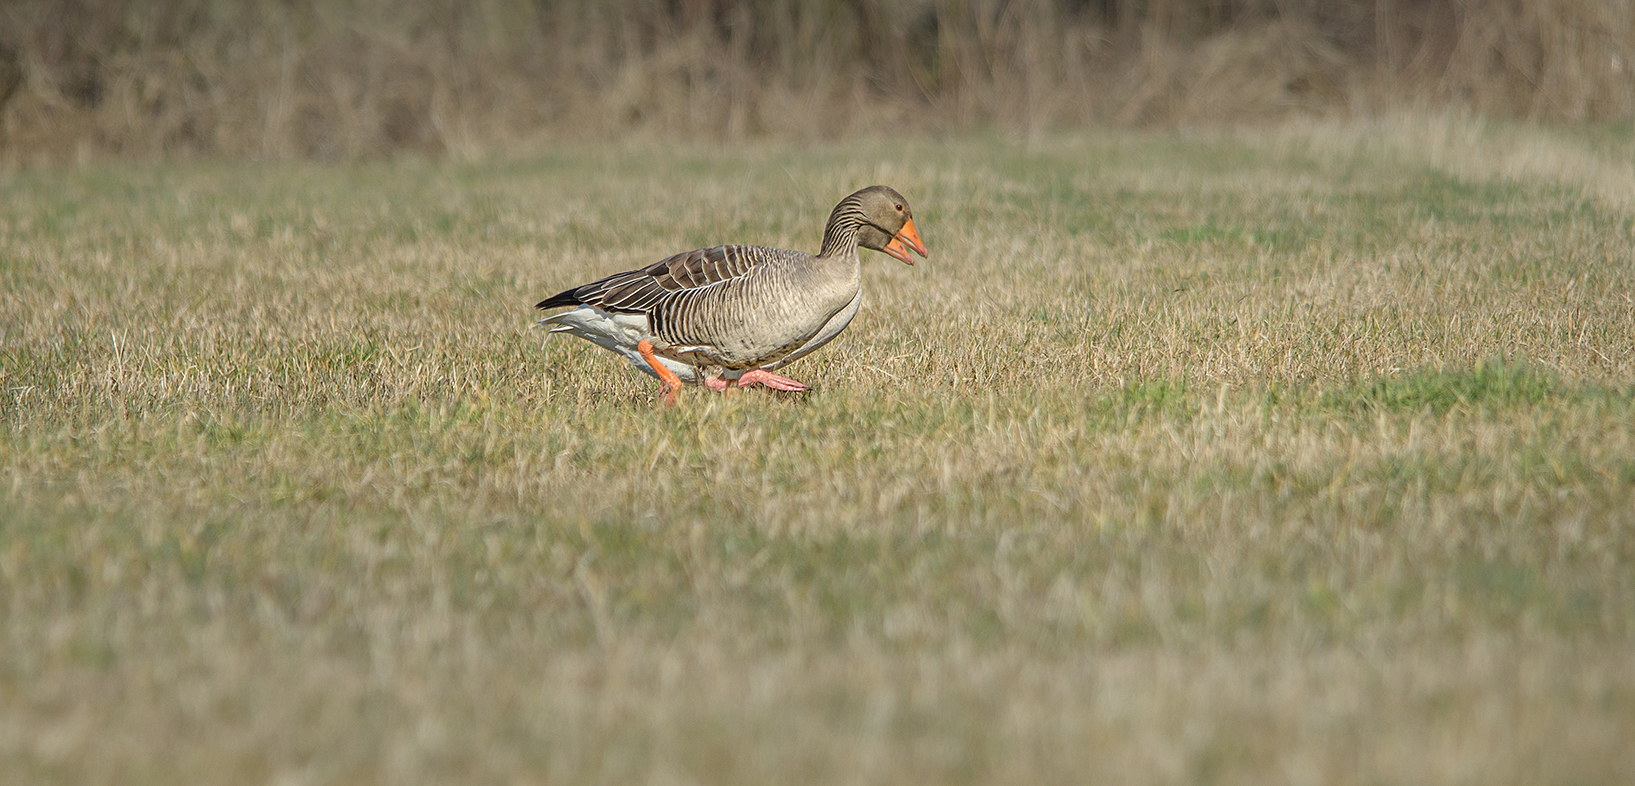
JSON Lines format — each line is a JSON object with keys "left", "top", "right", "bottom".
{"left": 818, "top": 218, "right": 862, "bottom": 259}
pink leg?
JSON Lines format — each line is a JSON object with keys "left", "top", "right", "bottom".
{"left": 703, "top": 376, "right": 729, "bottom": 393}
{"left": 733, "top": 369, "right": 810, "bottom": 392}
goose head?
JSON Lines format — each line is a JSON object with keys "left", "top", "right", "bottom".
{"left": 826, "top": 185, "right": 929, "bottom": 265}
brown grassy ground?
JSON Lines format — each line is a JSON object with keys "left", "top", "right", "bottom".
{"left": 1, "top": 0, "right": 1632, "bottom": 163}
{"left": 1, "top": 114, "right": 1634, "bottom": 783}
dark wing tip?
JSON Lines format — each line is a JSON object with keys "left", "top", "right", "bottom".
{"left": 535, "top": 289, "right": 582, "bottom": 310}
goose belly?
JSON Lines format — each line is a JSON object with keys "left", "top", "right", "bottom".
{"left": 766, "top": 288, "right": 861, "bottom": 371}
{"left": 674, "top": 269, "right": 861, "bottom": 370}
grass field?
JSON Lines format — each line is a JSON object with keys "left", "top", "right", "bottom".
{"left": 2, "top": 114, "right": 1634, "bottom": 784}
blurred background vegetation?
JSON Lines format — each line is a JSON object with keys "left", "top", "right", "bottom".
{"left": 1, "top": 0, "right": 1631, "bottom": 162}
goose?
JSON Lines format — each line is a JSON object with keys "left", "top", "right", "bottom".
{"left": 535, "top": 185, "right": 927, "bottom": 403}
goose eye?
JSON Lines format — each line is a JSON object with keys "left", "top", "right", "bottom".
{"left": 894, "top": 204, "right": 904, "bottom": 211}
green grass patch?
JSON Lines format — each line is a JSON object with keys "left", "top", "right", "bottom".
{"left": 1324, "top": 360, "right": 1630, "bottom": 415}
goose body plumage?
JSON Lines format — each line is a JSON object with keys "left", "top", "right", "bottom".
{"left": 535, "top": 186, "right": 926, "bottom": 401}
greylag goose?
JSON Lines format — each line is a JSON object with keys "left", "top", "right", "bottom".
{"left": 535, "top": 185, "right": 927, "bottom": 403}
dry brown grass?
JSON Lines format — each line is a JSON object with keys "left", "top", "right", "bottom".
{"left": 1, "top": 115, "right": 1634, "bottom": 783}
{"left": 1, "top": 0, "right": 1632, "bottom": 164}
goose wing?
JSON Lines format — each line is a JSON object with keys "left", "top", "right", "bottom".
{"left": 535, "top": 244, "right": 785, "bottom": 314}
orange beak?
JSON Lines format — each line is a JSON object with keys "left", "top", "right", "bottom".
{"left": 882, "top": 218, "right": 928, "bottom": 265}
